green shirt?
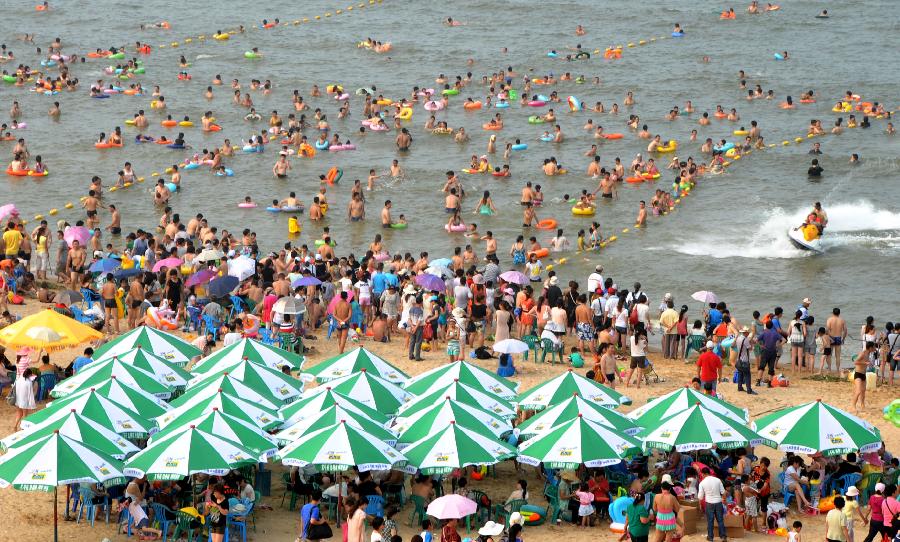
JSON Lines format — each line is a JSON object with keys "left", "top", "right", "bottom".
{"left": 626, "top": 503, "right": 650, "bottom": 537}
{"left": 569, "top": 352, "right": 584, "bottom": 368}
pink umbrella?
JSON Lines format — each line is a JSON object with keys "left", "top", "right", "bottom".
{"left": 499, "top": 270, "right": 529, "bottom": 285}
{"left": 426, "top": 494, "right": 477, "bottom": 519}
{"left": 0, "top": 204, "right": 19, "bottom": 222}
{"left": 185, "top": 268, "right": 217, "bottom": 288}
{"left": 326, "top": 290, "right": 355, "bottom": 315}
{"left": 152, "top": 257, "right": 182, "bottom": 272}
{"left": 63, "top": 226, "right": 90, "bottom": 247}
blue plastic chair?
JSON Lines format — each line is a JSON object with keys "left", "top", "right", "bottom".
{"left": 66, "top": 484, "right": 82, "bottom": 518}
{"left": 76, "top": 488, "right": 110, "bottom": 526}
{"left": 202, "top": 314, "right": 221, "bottom": 340}
{"left": 228, "top": 295, "right": 246, "bottom": 322}
{"left": 779, "top": 472, "right": 797, "bottom": 507}
{"left": 258, "top": 327, "right": 278, "bottom": 346}
{"left": 186, "top": 305, "right": 202, "bottom": 332}
{"left": 80, "top": 287, "right": 101, "bottom": 306}
{"left": 37, "top": 372, "right": 57, "bottom": 401}
{"left": 117, "top": 507, "right": 134, "bottom": 537}
{"left": 366, "top": 495, "right": 385, "bottom": 517}
{"left": 833, "top": 472, "right": 862, "bottom": 495}
{"left": 70, "top": 305, "right": 95, "bottom": 325}
{"left": 224, "top": 502, "right": 252, "bottom": 542}
{"left": 150, "top": 502, "right": 175, "bottom": 541}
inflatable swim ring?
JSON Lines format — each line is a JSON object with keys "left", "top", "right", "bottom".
{"left": 238, "top": 202, "right": 257, "bottom": 208}
{"left": 390, "top": 223, "right": 407, "bottom": 229}
{"left": 445, "top": 223, "right": 466, "bottom": 233}
{"left": 463, "top": 101, "right": 482, "bottom": 110}
{"left": 442, "top": 88, "right": 459, "bottom": 96}
{"left": 424, "top": 100, "right": 443, "bottom": 111}
{"left": 602, "top": 133, "right": 624, "bottom": 140}
{"left": 655, "top": 140, "right": 677, "bottom": 153}
{"left": 527, "top": 116, "right": 544, "bottom": 125}
{"left": 325, "top": 166, "right": 342, "bottom": 185}
{"left": 528, "top": 248, "right": 549, "bottom": 259}
{"left": 567, "top": 96, "right": 582, "bottom": 112}
{"left": 535, "top": 219, "right": 557, "bottom": 230}
{"left": 244, "top": 51, "right": 261, "bottom": 59}
{"left": 511, "top": 143, "right": 528, "bottom": 151}
{"left": 572, "top": 206, "right": 596, "bottom": 216}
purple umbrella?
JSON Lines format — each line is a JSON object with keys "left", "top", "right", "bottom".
{"left": 152, "top": 257, "right": 183, "bottom": 273}
{"left": 185, "top": 268, "right": 217, "bottom": 288}
{"left": 499, "top": 270, "right": 529, "bottom": 285}
{"left": 207, "top": 275, "right": 240, "bottom": 298}
{"left": 63, "top": 226, "right": 90, "bottom": 247}
{"left": 415, "top": 273, "right": 446, "bottom": 292}
{"left": 291, "top": 275, "right": 322, "bottom": 288}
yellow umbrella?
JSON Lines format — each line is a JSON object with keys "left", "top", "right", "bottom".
{"left": 0, "top": 309, "right": 103, "bottom": 351}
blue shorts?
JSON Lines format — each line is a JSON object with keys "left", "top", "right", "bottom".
{"left": 830, "top": 336, "right": 843, "bottom": 345}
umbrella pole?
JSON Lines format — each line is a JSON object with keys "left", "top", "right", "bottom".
{"left": 54, "top": 485, "right": 59, "bottom": 542}
{"left": 336, "top": 470, "right": 342, "bottom": 528}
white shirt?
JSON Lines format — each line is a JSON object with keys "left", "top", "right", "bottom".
{"left": 587, "top": 273, "right": 604, "bottom": 293}
{"left": 355, "top": 280, "right": 371, "bottom": 299}
{"left": 323, "top": 481, "right": 348, "bottom": 498}
{"left": 222, "top": 332, "right": 242, "bottom": 346}
{"left": 629, "top": 335, "right": 647, "bottom": 357}
{"left": 339, "top": 277, "right": 353, "bottom": 292}
{"left": 590, "top": 298, "right": 604, "bottom": 317}
{"left": 240, "top": 483, "right": 255, "bottom": 502}
{"left": 453, "top": 285, "right": 471, "bottom": 307}
{"left": 525, "top": 260, "right": 542, "bottom": 279}
{"left": 698, "top": 475, "right": 725, "bottom": 504}
{"left": 604, "top": 296, "right": 618, "bottom": 317}
{"left": 636, "top": 303, "right": 650, "bottom": 327}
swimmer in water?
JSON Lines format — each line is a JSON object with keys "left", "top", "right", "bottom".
{"left": 575, "top": 24, "right": 586, "bottom": 36}
{"left": 816, "top": 9, "right": 828, "bottom": 18}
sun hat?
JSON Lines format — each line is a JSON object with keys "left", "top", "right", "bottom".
{"left": 705, "top": 341, "right": 714, "bottom": 349}
{"left": 478, "top": 522, "right": 504, "bottom": 537}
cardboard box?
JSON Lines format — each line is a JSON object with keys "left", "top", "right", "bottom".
{"left": 725, "top": 514, "right": 745, "bottom": 538}
{"left": 678, "top": 505, "right": 699, "bottom": 535}
{"left": 726, "top": 525, "right": 745, "bottom": 538}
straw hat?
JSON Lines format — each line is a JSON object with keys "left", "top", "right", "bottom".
{"left": 560, "top": 470, "right": 579, "bottom": 483}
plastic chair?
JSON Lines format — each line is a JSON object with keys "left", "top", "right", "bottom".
{"left": 202, "top": 314, "right": 221, "bottom": 340}
{"left": 860, "top": 472, "right": 882, "bottom": 501}
{"left": 383, "top": 483, "right": 405, "bottom": 506}
{"left": 778, "top": 472, "right": 796, "bottom": 507}
{"left": 70, "top": 305, "right": 96, "bottom": 325}
{"left": 171, "top": 510, "right": 201, "bottom": 542}
{"left": 542, "top": 486, "right": 561, "bottom": 522}
{"left": 117, "top": 507, "right": 134, "bottom": 537}
{"left": 279, "top": 472, "right": 302, "bottom": 511}
{"left": 407, "top": 495, "right": 427, "bottom": 526}
{"left": 36, "top": 372, "right": 57, "bottom": 401}
{"left": 493, "top": 498, "right": 527, "bottom": 527}
{"left": 186, "top": 305, "right": 202, "bottom": 332}
{"left": 258, "top": 327, "right": 278, "bottom": 346}
{"left": 539, "top": 338, "right": 562, "bottom": 364}
{"left": 228, "top": 295, "right": 246, "bottom": 323}
{"left": 833, "top": 472, "right": 862, "bottom": 495}
{"left": 80, "top": 287, "right": 101, "bottom": 306}
{"left": 469, "top": 490, "right": 491, "bottom": 524}
{"left": 366, "top": 495, "right": 385, "bottom": 517}
{"left": 150, "top": 502, "right": 175, "bottom": 541}
{"left": 323, "top": 495, "right": 341, "bottom": 527}
{"left": 225, "top": 502, "right": 252, "bottom": 542}
{"left": 66, "top": 483, "right": 82, "bottom": 518}
{"left": 521, "top": 335, "right": 540, "bottom": 362}
{"left": 76, "top": 488, "right": 101, "bottom": 526}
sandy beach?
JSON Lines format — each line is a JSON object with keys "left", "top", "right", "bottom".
{"left": 0, "top": 296, "right": 896, "bottom": 542}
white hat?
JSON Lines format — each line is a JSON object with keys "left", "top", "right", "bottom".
{"left": 845, "top": 486, "right": 859, "bottom": 497}
{"left": 802, "top": 297, "right": 811, "bottom": 304}
{"left": 595, "top": 264, "right": 604, "bottom": 272}
{"left": 549, "top": 276, "right": 558, "bottom": 286}
{"left": 403, "top": 285, "right": 417, "bottom": 296}
{"left": 509, "top": 512, "right": 524, "bottom": 526}
{"left": 705, "top": 340, "right": 714, "bottom": 349}
{"left": 875, "top": 483, "right": 886, "bottom": 492}
{"left": 478, "top": 522, "right": 504, "bottom": 537}
{"left": 661, "top": 474, "right": 674, "bottom": 485}
{"left": 664, "top": 292, "right": 673, "bottom": 301}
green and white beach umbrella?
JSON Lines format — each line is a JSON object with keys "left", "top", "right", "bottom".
{"left": 1, "top": 410, "right": 140, "bottom": 460}
{"left": 94, "top": 346, "right": 192, "bottom": 388}
{"left": 70, "top": 377, "right": 170, "bottom": 418}
{"left": 189, "top": 359, "right": 302, "bottom": 403}
{"left": 303, "top": 370, "right": 414, "bottom": 414}
{"left": 402, "top": 360, "right": 518, "bottom": 400}
{"left": 639, "top": 403, "right": 770, "bottom": 453}
{"left": 396, "top": 380, "right": 516, "bottom": 420}
{"left": 190, "top": 338, "right": 304, "bottom": 374}
{"left": 301, "top": 347, "right": 409, "bottom": 384}
{"left": 278, "top": 388, "right": 389, "bottom": 429}
{"left": 276, "top": 420, "right": 407, "bottom": 472}
{"left": 275, "top": 404, "right": 398, "bottom": 447}
{"left": 51, "top": 358, "right": 177, "bottom": 400}
{"left": 400, "top": 422, "right": 516, "bottom": 474}
{"left": 517, "top": 415, "right": 642, "bottom": 469}
{"left": 752, "top": 400, "right": 882, "bottom": 456}
{"left": 0, "top": 432, "right": 126, "bottom": 491}
{"left": 21, "top": 388, "right": 156, "bottom": 439}
{"left": 156, "top": 389, "right": 282, "bottom": 431}
{"left": 394, "top": 397, "right": 512, "bottom": 443}
{"left": 150, "top": 408, "right": 278, "bottom": 459}
{"left": 175, "top": 372, "right": 282, "bottom": 410}
{"left": 626, "top": 386, "right": 749, "bottom": 426}
{"left": 517, "top": 394, "right": 641, "bottom": 440}
{"left": 516, "top": 369, "right": 631, "bottom": 411}
{"left": 93, "top": 326, "right": 201, "bottom": 366}
{"left": 124, "top": 425, "right": 261, "bottom": 481}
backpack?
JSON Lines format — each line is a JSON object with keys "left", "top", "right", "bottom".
{"left": 474, "top": 346, "right": 494, "bottom": 360}
{"left": 629, "top": 306, "right": 639, "bottom": 326}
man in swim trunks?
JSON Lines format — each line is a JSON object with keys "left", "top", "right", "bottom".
{"left": 272, "top": 154, "right": 291, "bottom": 179}
{"left": 636, "top": 201, "right": 647, "bottom": 227}
{"left": 347, "top": 193, "right": 365, "bottom": 222}
{"left": 396, "top": 128, "right": 412, "bottom": 151}
{"left": 381, "top": 200, "right": 393, "bottom": 228}
{"left": 520, "top": 181, "right": 536, "bottom": 206}
{"left": 825, "top": 307, "right": 847, "bottom": 367}
{"left": 83, "top": 190, "right": 100, "bottom": 229}
{"left": 444, "top": 188, "right": 460, "bottom": 214}
{"left": 106, "top": 204, "right": 121, "bottom": 235}
{"left": 333, "top": 291, "right": 352, "bottom": 354}
{"left": 67, "top": 239, "right": 86, "bottom": 290}
{"left": 127, "top": 274, "right": 145, "bottom": 329}
{"left": 101, "top": 273, "right": 119, "bottom": 333}
{"left": 574, "top": 294, "right": 594, "bottom": 354}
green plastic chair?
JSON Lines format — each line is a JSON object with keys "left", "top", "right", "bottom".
{"left": 469, "top": 490, "right": 491, "bottom": 524}
{"left": 251, "top": 490, "right": 261, "bottom": 531}
{"left": 539, "top": 338, "right": 562, "bottom": 364}
{"left": 407, "top": 495, "right": 427, "bottom": 527}
{"left": 492, "top": 498, "right": 527, "bottom": 527}
{"left": 171, "top": 510, "right": 202, "bottom": 542}
{"left": 279, "top": 472, "right": 302, "bottom": 511}
{"left": 521, "top": 335, "right": 540, "bottom": 362}
{"left": 543, "top": 486, "right": 561, "bottom": 522}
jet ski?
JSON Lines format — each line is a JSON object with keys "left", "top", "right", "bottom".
{"left": 788, "top": 226, "right": 824, "bottom": 253}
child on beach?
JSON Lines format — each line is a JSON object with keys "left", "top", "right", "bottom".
{"left": 574, "top": 482, "right": 595, "bottom": 527}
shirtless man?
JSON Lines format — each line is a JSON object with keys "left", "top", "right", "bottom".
{"left": 154, "top": 179, "right": 170, "bottom": 205}
{"left": 825, "top": 307, "right": 847, "bottom": 367}
{"left": 272, "top": 154, "right": 291, "bottom": 178}
{"left": 280, "top": 192, "right": 301, "bottom": 209}
{"left": 101, "top": 273, "right": 120, "bottom": 333}
{"left": 522, "top": 202, "right": 538, "bottom": 228}
{"left": 309, "top": 197, "right": 323, "bottom": 221}
{"left": 82, "top": 190, "right": 101, "bottom": 229}
{"left": 444, "top": 188, "right": 460, "bottom": 214}
{"left": 348, "top": 193, "right": 365, "bottom": 221}
{"left": 389, "top": 159, "right": 403, "bottom": 177}
{"left": 67, "top": 239, "right": 86, "bottom": 290}
{"left": 126, "top": 275, "right": 144, "bottom": 329}
{"left": 599, "top": 173, "right": 617, "bottom": 199}
{"left": 134, "top": 110, "right": 148, "bottom": 128}
{"left": 481, "top": 231, "right": 497, "bottom": 259}
{"left": 381, "top": 200, "right": 393, "bottom": 228}
{"left": 520, "top": 181, "right": 536, "bottom": 206}
{"left": 396, "top": 128, "right": 412, "bottom": 151}
{"left": 636, "top": 201, "right": 647, "bottom": 227}
{"left": 574, "top": 294, "right": 594, "bottom": 354}
{"left": 647, "top": 135, "right": 661, "bottom": 152}
{"left": 186, "top": 213, "right": 202, "bottom": 239}
{"left": 48, "top": 101, "right": 60, "bottom": 119}
{"left": 542, "top": 159, "right": 558, "bottom": 176}
{"left": 587, "top": 156, "right": 601, "bottom": 177}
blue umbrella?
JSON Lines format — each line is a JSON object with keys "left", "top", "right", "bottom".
{"left": 113, "top": 268, "right": 142, "bottom": 280}
{"left": 415, "top": 273, "right": 446, "bottom": 292}
{"left": 291, "top": 276, "right": 322, "bottom": 288}
{"left": 89, "top": 258, "right": 122, "bottom": 274}
{"left": 207, "top": 275, "right": 240, "bottom": 298}
{"left": 429, "top": 258, "right": 452, "bottom": 269}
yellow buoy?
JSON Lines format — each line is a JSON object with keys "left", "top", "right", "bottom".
{"left": 336, "top": 9, "right": 342, "bottom": 14}
{"left": 164, "top": 167, "right": 174, "bottom": 174}
{"left": 159, "top": 44, "right": 166, "bottom": 49}
{"left": 151, "top": 172, "right": 159, "bottom": 176}
{"left": 315, "top": 15, "right": 321, "bottom": 19}
{"left": 599, "top": 242, "right": 607, "bottom": 248}
{"left": 137, "top": 177, "right": 145, "bottom": 182}
{"left": 768, "top": 144, "right": 776, "bottom": 148}
{"left": 622, "top": 228, "right": 629, "bottom": 233}
{"left": 558, "top": 257, "right": 568, "bottom": 264}
{"left": 806, "top": 133, "right": 814, "bottom": 138}
{"left": 675, "top": 199, "right": 681, "bottom": 203}
{"left": 639, "top": 40, "right": 647, "bottom": 45}
{"left": 325, "top": 12, "right": 332, "bottom": 17}
{"left": 48, "top": 209, "right": 58, "bottom": 216}
{"left": 171, "top": 42, "right": 179, "bottom": 47}
{"left": 184, "top": 38, "right": 193, "bottom": 43}
{"left": 79, "top": 196, "right": 87, "bottom": 201}
{"left": 782, "top": 141, "right": 790, "bottom": 146}
{"left": 627, "top": 43, "right": 635, "bottom": 48}
{"left": 109, "top": 186, "right": 118, "bottom": 192}
{"left": 608, "top": 235, "right": 617, "bottom": 242}
{"left": 794, "top": 137, "right": 803, "bottom": 143}
{"left": 347, "top": 6, "right": 353, "bottom": 10}
{"left": 545, "top": 264, "right": 554, "bottom": 272}
{"left": 35, "top": 214, "right": 43, "bottom": 220}
{"left": 293, "top": 20, "right": 300, "bottom": 24}
{"left": 649, "top": 37, "right": 656, "bottom": 42}
{"left": 198, "top": 35, "right": 206, "bottom": 40}
{"left": 303, "top": 17, "right": 310, "bottom": 22}
{"left": 64, "top": 202, "right": 73, "bottom": 209}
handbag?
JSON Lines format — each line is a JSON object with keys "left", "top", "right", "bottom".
{"left": 308, "top": 522, "right": 334, "bottom": 540}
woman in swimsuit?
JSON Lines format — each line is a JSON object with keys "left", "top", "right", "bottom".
{"left": 652, "top": 482, "right": 681, "bottom": 542}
